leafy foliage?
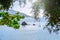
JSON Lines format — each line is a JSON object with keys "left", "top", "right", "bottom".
{"left": 0, "top": 0, "right": 13, "bottom": 10}
{"left": 0, "top": 12, "right": 24, "bottom": 29}
{"left": 32, "top": 0, "right": 41, "bottom": 20}
{"left": 0, "top": 0, "right": 27, "bottom": 10}
{"left": 43, "top": 0, "right": 60, "bottom": 33}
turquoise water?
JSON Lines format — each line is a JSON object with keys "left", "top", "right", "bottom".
{"left": 0, "top": 22, "right": 60, "bottom": 40}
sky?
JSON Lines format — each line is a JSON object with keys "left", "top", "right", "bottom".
{"left": 12, "top": 0, "right": 44, "bottom": 17}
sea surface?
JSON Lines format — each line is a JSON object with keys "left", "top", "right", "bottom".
{"left": 0, "top": 17, "right": 60, "bottom": 40}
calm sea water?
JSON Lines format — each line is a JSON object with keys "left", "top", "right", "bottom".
{"left": 0, "top": 17, "right": 60, "bottom": 40}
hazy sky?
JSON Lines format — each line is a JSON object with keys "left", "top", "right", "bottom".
{"left": 12, "top": 0, "right": 44, "bottom": 17}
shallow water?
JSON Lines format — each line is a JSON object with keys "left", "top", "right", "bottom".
{"left": 0, "top": 24, "right": 60, "bottom": 40}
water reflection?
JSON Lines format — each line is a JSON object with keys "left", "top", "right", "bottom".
{"left": 0, "top": 25, "right": 60, "bottom": 40}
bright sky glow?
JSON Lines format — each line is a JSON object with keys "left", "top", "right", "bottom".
{"left": 12, "top": 1, "right": 32, "bottom": 16}
{"left": 12, "top": 0, "right": 44, "bottom": 17}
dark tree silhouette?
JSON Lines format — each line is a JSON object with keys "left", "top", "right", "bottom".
{"left": 44, "top": 0, "right": 60, "bottom": 33}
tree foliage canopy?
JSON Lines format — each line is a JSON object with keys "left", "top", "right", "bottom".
{"left": 42, "top": 0, "right": 60, "bottom": 33}
{"left": 0, "top": 0, "right": 26, "bottom": 10}
{"left": 0, "top": 0, "right": 13, "bottom": 10}
{"left": 0, "top": 12, "right": 24, "bottom": 29}
{"left": 0, "top": 0, "right": 25, "bottom": 29}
